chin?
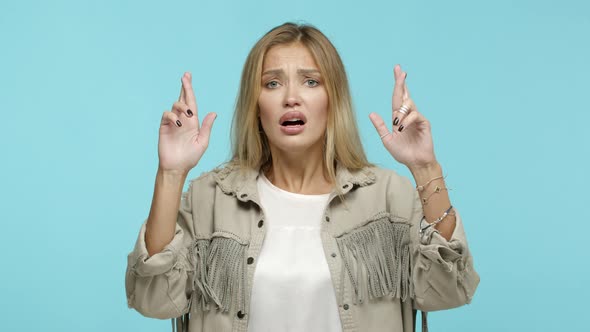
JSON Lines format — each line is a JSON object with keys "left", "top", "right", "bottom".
{"left": 270, "top": 134, "right": 324, "bottom": 155}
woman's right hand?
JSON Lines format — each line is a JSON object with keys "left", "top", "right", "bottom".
{"left": 158, "top": 72, "right": 217, "bottom": 175}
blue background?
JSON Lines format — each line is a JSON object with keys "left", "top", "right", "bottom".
{"left": 1, "top": 0, "right": 588, "bottom": 330}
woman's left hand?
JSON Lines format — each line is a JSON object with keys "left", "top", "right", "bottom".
{"left": 369, "top": 64, "right": 437, "bottom": 169}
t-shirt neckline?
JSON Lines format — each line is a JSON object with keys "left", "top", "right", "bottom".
{"left": 258, "top": 171, "right": 332, "bottom": 200}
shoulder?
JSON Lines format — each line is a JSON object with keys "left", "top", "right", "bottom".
{"left": 187, "top": 169, "right": 216, "bottom": 189}
{"left": 361, "top": 165, "right": 418, "bottom": 219}
{"left": 185, "top": 164, "right": 225, "bottom": 194}
{"left": 186, "top": 161, "right": 248, "bottom": 195}
{"left": 366, "top": 165, "right": 415, "bottom": 193}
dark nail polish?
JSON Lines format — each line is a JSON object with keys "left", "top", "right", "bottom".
{"left": 398, "top": 125, "right": 404, "bottom": 132}
{"left": 187, "top": 109, "right": 193, "bottom": 116}
{"left": 176, "top": 120, "right": 182, "bottom": 127}
{"left": 393, "top": 117, "right": 399, "bottom": 126}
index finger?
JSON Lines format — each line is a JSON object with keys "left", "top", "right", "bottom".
{"left": 392, "top": 65, "right": 407, "bottom": 114}
{"left": 182, "top": 72, "right": 198, "bottom": 114}
{"left": 403, "top": 81, "right": 410, "bottom": 100}
{"left": 178, "top": 72, "right": 187, "bottom": 103}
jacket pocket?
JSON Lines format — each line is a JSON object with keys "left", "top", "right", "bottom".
{"left": 335, "top": 211, "right": 413, "bottom": 305}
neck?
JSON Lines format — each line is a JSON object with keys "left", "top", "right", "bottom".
{"left": 264, "top": 144, "right": 334, "bottom": 195}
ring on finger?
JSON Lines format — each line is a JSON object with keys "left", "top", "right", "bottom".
{"left": 399, "top": 104, "right": 410, "bottom": 115}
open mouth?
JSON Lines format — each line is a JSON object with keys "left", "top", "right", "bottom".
{"left": 281, "top": 119, "right": 305, "bottom": 126}
{"left": 279, "top": 111, "right": 307, "bottom": 127}
{"left": 278, "top": 111, "right": 307, "bottom": 135}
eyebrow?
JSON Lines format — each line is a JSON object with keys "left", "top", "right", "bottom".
{"left": 261, "top": 68, "right": 321, "bottom": 77}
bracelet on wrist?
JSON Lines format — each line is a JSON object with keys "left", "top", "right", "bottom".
{"left": 419, "top": 205, "right": 455, "bottom": 234}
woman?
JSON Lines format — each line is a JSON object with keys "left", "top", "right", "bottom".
{"left": 125, "top": 22, "right": 479, "bottom": 332}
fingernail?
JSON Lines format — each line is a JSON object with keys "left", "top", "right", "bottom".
{"left": 393, "top": 117, "right": 399, "bottom": 126}
{"left": 398, "top": 125, "right": 404, "bottom": 132}
{"left": 176, "top": 120, "right": 182, "bottom": 127}
{"left": 405, "top": 73, "right": 408, "bottom": 79}
{"left": 187, "top": 109, "right": 193, "bottom": 116}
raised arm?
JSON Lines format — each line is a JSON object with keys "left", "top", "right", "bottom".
{"left": 370, "top": 64, "right": 479, "bottom": 311}
{"left": 147, "top": 72, "right": 217, "bottom": 255}
{"left": 125, "top": 72, "right": 216, "bottom": 319}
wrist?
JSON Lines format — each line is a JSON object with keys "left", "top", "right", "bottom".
{"left": 157, "top": 167, "right": 189, "bottom": 183}
{"left": 409, "top": 162, "right": 442, "bottom": 184}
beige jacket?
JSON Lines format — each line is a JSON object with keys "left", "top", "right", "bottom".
{"left": 125, "top": 162, "right": 480, "bottom": 332}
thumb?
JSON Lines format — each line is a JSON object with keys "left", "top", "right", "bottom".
{"left": 369, "top": 112, "right": 391, "bottom": 140}
{"left": 199, "top": 112, "right": 217, "bottom": 141}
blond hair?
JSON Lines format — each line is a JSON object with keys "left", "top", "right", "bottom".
{"left": 229, "top": 22, "right": 373, "bottom": 195}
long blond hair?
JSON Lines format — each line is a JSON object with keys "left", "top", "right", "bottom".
{"left": 229, "top": 22, "right": 373, "bottom": 194}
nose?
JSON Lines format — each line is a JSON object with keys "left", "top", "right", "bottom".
{"left": 283, "top": 84, "right": 301, "bottom": 108}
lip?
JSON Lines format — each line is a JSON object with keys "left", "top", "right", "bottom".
{"left": 278, "top": 111, "right": 307, "bottom": 125}
{"left": 280, "top": 123, "right": 305, "bottom": 135}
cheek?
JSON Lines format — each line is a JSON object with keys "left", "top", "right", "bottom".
{"left": 310, "top": 91, "right": 329, "bottom": 122}
{"left": 257, "top": 96, "right": 271, "bottom": 121}
{"left": 258, "top": 96, "right": 275, "bottom": 132}
{"left": 258, "top": 92, "right": 279, "bottom": 115}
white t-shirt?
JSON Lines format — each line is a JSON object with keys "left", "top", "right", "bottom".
{"left": 247, "top": 171, "right": 343, "bottom": 332}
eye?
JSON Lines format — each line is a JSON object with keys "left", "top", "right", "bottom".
{"left": 265, "top": 80, "right": 280, "bottom": 89}
{"left": 305, "top": 79, "right": 319, "bottom": 87}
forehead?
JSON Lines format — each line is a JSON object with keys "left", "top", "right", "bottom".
{"left": 262, "top": 43, "right": 319, "bottom": 70}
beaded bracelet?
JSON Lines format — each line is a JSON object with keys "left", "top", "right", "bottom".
{"left": 419, "top": 205, "right": 455, "bottom": 234}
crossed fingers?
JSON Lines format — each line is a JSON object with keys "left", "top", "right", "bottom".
{"left": 172, "top": 72, "right": 198, "bottom": 127}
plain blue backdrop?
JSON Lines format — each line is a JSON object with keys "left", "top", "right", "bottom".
{"left": 1, "top": 0, "right": 588, "bottom": 331}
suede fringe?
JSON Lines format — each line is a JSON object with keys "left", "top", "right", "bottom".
{"left": 190, "top": 237, "right": 247, "bottom": 313}
{"left": 336, "top": 215, "right": 414, "bottom": 304}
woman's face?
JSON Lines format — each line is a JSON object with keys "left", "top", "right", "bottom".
{"left": 258, "top": 42, "right": 329, "bottom": 156}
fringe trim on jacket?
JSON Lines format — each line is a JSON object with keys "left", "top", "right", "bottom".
{"left": 189, "top": 236, "right": 247, "bottom": 314}
{"left": 336, "top": 212, "right": 414, "bottom": 304}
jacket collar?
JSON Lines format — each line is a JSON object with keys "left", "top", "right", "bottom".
{"left": 212, "top": 161, "right": 377, "bottom": 203}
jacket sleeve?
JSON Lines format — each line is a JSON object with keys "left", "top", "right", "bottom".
{"left": 125, "top": 179, "right": 197, "bottom": 319}
{"left": 409, "top": 188, "right": 480, "bottom": 312}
